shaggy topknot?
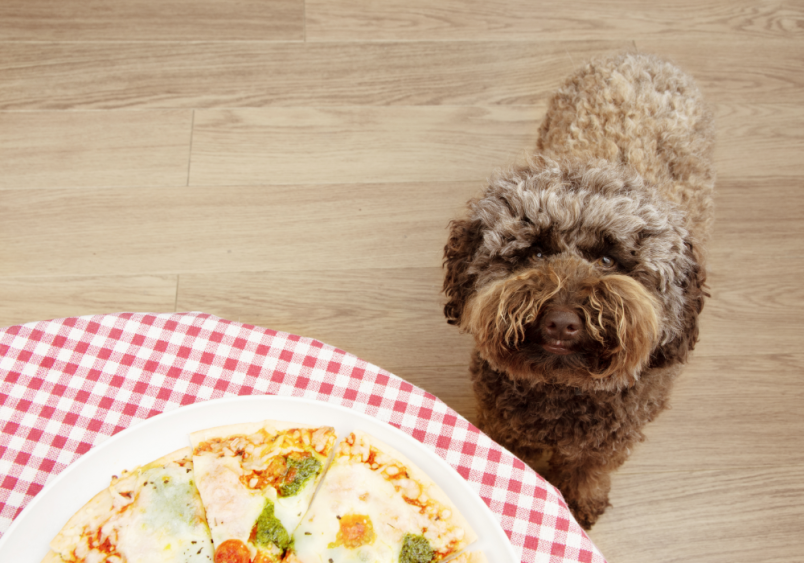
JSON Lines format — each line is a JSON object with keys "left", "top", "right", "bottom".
{"left": 443, "top": 52, "right": 714, "bottom": 529}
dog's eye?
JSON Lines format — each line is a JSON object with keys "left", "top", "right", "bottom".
{"left": 597, "top": 256, "right": 616, "bottom": 268}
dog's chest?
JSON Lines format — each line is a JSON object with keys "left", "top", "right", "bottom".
{"left": 473, "top": 360, "right": 641, "bottom": 448}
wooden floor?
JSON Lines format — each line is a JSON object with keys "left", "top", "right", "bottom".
{"left": 2, "top": 1, "right": 803, "bottom": 561}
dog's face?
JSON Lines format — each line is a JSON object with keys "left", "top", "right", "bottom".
{"left": 444, "top": 157, "right": 706, "bottom": 391}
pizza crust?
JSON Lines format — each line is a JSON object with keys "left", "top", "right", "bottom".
{"left": 40, "top": 551, "right": 66, "bottom": 563}
{"left": 189, "top": 420, "right": 331, "bottom": 448}
{"left": 48, "top": 473, "right": 117, "bottom": 557}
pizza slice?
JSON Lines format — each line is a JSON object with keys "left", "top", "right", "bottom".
{"left": 43, "top": 447, "right": 214, "bottom": 563}
{"left": 283, "top": 431, "right": 477, "bottom": 563}
{"left": 189, "top": 420, "right": 337, "bottom": 563}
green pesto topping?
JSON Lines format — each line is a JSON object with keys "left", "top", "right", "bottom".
{"left": 399, "top": 534, "right": 434, "bottom": 563}
{"left": 250, "top": 499, "right": 290, "bottom": 550}
{"left": 278, "top": 455, "right": 321, "bottom": 497}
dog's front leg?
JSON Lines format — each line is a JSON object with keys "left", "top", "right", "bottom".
{"left": 547, "top": 450, "right": 625, "bottom": 530}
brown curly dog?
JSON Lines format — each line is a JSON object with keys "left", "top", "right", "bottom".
{"left": 443, "top": 52, "right": 715, "bottom": 529}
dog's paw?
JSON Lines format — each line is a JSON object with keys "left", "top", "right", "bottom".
{"left": 566, "top": 495, "right": 610, "bottom": 530}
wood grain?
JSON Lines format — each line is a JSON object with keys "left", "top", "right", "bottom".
{"left": 0, "top": 0, "right": 304, "bottom": 41}
{"left": 635, "top": 39, "right": 804, "bottom": 104}
{"left": 713, "top": 178, "right": 804, "bottom": 242}
{"left": 189, "top": 107, "right": 537, "bottom": 185}
{"left": 0, "top": 41, "right": 629, "bottom": 110}
{"left": 697, "top": 264, "right": 804, "bottom": 356}
{"left": 1, "top": 0, "right": 803, "bottom": 560}
{"left": 0, "top": 182, "right": 477, "bottom": 278}
{"left": 0, "top": 111, "right": 193, "bottom": 188}
{"left": 619, "top": 354, "right": 804, "bottom": 472}
{"left": 714, "top": 104, "right": 804, "bottom": 178}
{"left": 590, "top": 465, "right": 804, "bottom": 563}
{"left": 175, "top": 267, "right": 472, "bottom": 372}
{"left": 306, "top": 0, "right": 804, "bottom": 42}
{"left": 0, "top": 275, "right": 178, "bottom": 328}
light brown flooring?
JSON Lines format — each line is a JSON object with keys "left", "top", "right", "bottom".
{"left": 1, "top": 1, "right": 803, "bottom": 560}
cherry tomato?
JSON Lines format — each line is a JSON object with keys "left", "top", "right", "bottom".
{"left": 215, "top": 539, "right": 251, "bottom": 563}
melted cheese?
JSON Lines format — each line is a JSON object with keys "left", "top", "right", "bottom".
{"left": 51, "top": 454, "right": 215, "bottom": 563}
{"left": 191, "top": 452, "right": 319, "bottom": 558}
{"left": 190, "top": 422, "right": 336, "bottom": 561}
{"left": 290, "top": 463, "right": 397, "bottom": 562}
{"left": 111, "top": 465, "right": 215, "bottom": 563}
{"left": 288, "top": 462, "right": 444, "bottom": 562}
{"left": 274, "top": 486, "right": 315, "bottom": 534}
{"left": 287, "top": 432, "right": 474, "bottom": 563}
{"left": 191, "top": 454, "right": 266, "bottom": 547}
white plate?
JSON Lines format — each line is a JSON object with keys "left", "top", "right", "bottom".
{"left": 0, "top": 396, "right": 518, "bottom": 562}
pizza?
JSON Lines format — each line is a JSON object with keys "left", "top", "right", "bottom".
{"left": 43, "top": 447, "right": 214, "bottom": 563}
{"left": 283, "top": 431, "right": 476, "bottom": 563}
{"left": 43, "top": 421, "right": 489, "bottom": 563}
{"left": 190, "top": 421, "right": 337, "bottom": 563}
{"left": 448, "top": 552, "right": 488, "bottom": 563}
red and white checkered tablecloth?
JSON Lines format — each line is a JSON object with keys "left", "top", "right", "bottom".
{"left": 0, "top": 312, "right": 606, "bottom": 563}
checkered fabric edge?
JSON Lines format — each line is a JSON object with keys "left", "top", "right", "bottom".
{"left": 0, "top": 312, "right": 606, "bottom": 563}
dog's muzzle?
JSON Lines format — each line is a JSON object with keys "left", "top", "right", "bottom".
{"left": 462, "top": 258, "right": 662, "bottom": 382}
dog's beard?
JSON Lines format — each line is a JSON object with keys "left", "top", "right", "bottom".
{"left": 463, "top": 259, "right": 661, "bottom": 390}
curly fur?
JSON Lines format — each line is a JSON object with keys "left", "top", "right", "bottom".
{"left": 443, "top": 53, "right": 715, "bottom": 529}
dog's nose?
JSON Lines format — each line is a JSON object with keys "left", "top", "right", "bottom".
{"left": 541, "top": 308, "right": 583, "bottom": 345}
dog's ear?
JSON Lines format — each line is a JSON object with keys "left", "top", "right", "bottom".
{"left": 651, "top": 241, "right": 709, "bottom": 367}
{"left": 443, "top": 218, "right": 483, "bottom": 325}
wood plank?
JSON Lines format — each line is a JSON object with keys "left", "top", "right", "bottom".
{"left": 0, "top": 182, "right": 477, "bottom": 277}
{"left": 0, "top": 111, "right": 192, "bottom": 189}
{"left": 713, "top": 177, "right": 804, "bottom": 239}
{"left": 0, "top": 41, "right": 629, "bottom": 110}
{"left": 0, "top": 0, "right": 304, "bottom": 41}
{"left": 714, "top": 104, "right": 804, "bottom": 178}
{"left": 690, "top": 178, "right": 804, "bottom": 357}
{"left": 589, "top": 465, "right": 804, "bottom": 563}
{"left": 620, "top": 354, "right": 804, "bottom": 472}
{"left": 306, "top": 0, "right": 804, "bottom": 42}
{"left": 0, "top": 0, "right": 801, "bottom": 560}
{"left": 0, "top": 275, "right": 178, "bottom": 328}
{"left": 636, "top": 39, "right": 804, "bottom": 104}
{"left": 182, "top": 100, "right": 801, "bottom": 188}
{"left": 175, "top": 267, "right": 472, "bottom": 367}
{"left": 696, "top": 259, "right": 804, "bottom": 357}
{"left": 189, "top": 107, "right": 538, "bottom": 186}
{"left": 0, "top": 102, "right": 795, "bottom": 194}
{"left": 708, "top": 176, "right": 804, "bottom": 260}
